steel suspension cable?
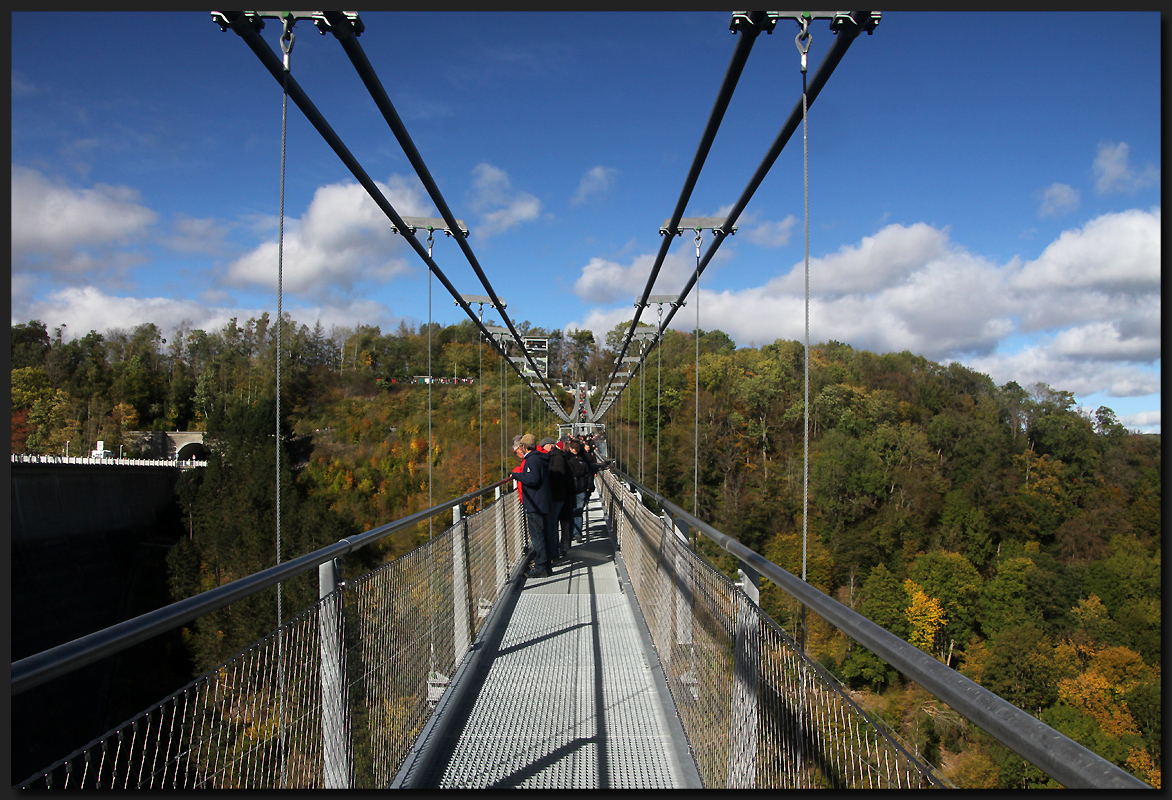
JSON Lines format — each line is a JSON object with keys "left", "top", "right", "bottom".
{"left": 639, "top": 340, "right": 645, "bottom": 484}
{"left": 322, "top": 12, "right": 554, "bottom": 399}
{"left": 646, "top": 11, "right": 873, "bottom": 341}
{"left": 426, "top": 231, "right": 435, "bottom": 678}
{"left": 656, "top": 304, "right": 663, "bottom": 496}
{"left": 499, "top": 343, "right": 505, "bottom": 475}
{"left": 274, "top": 20, "right": 293, "bottom": 787}
{"left": 478, "top": 308, "right": 484, "bottom": 502}
{"left": 599, "top": 11, "right": 768, "bottom": 400}
{"left": 219, "top": 13, "right": 539, "bottom": 406}
{"left": 796, "top": 21, "right": 813, "bottom": 768}
{"left": 693, "top": 230, "right": 701, "bottom": 516}
{"left": 503, "top": 348, "right": 508, "bottom": 471}
{"left": 799, "top": 24, "right": 812, "bottom": 654}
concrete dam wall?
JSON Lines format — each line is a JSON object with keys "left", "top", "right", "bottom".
{"left": 10, "top": 463, "right": 191, "bottom": 784}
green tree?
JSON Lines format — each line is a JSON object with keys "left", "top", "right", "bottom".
{"left": 811, "top": 428, "right": 885, "bottom": 531}
{"left": 565, "top": 327, "right": 595, "bottom": 385}
{"left": 909, "top": 550, "right": 982, "bottom": 666}
{"left": 840, "top": 564, "right": 909, "bottom": 691}
{"left": 980, "top": 556, "right": 1042, "bottom": 637}
{"left": 981, "top": 623, "right": 1058, "bottom": 714}
{"left": 11, "top": 320, "right": 51, "bottom": 370}
{"left": 10, "top": 366, "right": 54, "bottom": 411}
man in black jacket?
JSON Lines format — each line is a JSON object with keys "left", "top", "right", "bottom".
{"left": 565, "top": 437, "right": 592, "bottom": 545}
{"left": 512, "top": 433, "right": 551, "bottom": 578}
{"left": 540, "top": 437, "right": 575, "bottom": 563}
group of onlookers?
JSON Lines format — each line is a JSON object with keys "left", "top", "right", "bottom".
{"left": 510, "top": 432, "right": 607, "bottom": 578}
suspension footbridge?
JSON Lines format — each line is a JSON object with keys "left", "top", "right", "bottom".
{"left": 12, "top": 468, "right": 1147, "bottom": 789}
{"left": 9, "top": 10, "right": 1152, "bottom": 790}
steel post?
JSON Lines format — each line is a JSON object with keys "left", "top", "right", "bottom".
{"left": 318, "top": 558, "right": 351, "bottom": 788}
{"left": 673, "top": 516, "right": 693, "bottom": 646}
{"left": 736, "top": 563, "right": 760, "bottom": 607}
{"left": 494, "top": 486, "right": 507, "bottom": 589}
{"left": 654, "top": 512, "right": 673, "bottom": 671}
{"left": 452, "top": 505, "right": 470, "bottom": 661}
{"left": 727, "top": 588, "right": 759, "bottom": 788}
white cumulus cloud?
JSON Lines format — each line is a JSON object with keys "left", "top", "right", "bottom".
{"left": 1011, "top": 208, "right": 1160, "bottom": 298}
{"left": 13, "top": 284, "right": 405, "bottom": 349}
{"left": 11, "top": 165, "right": 157, "bottom": 273}
{"left": 1051, "top": 321, "right": 1161, "bottom": 362}
{"left": 1121, "top": 409, "right": 1160, "bottom": 433}
{"left": 746, "top": 215, "right": 797, "bottom": 247}
{"left": 572, "top": 210, "right": 1160, "bottom": 415}
{"left": 765, "top": 222, "right": 951, "bottom": 298}
{"left": 1093, "top": 141, "right": 1159, "bottom": 194}
{"left": 467, "top": 162, "right": 541, "bottom": 237}
{"left": 226, "top": 175, "right": 431, "bottom": 297}
{"left": 1039, "top": 183, "right": 1079, "bottom": 217}
{"left": 573, "top": 249, "right": 699, "bottom": 306}
{"left": 571, "top": 165, "right": 617, "bottom": 205}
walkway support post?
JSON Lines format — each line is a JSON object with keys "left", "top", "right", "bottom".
{"left": 452, "top": 504, "right": 470, "bottom": 662}
{"left": 494, "top": 485, "right": 507, "bottom": 589}
{"left": 727, "top": 586, "right": 759, "bottom": 788}
{"left": 318, "top": 557, "right": 352, "bottom": 788}
{"left": 672, "top": 516, "right": 693, "bottom": 647}
{"left": 655, "top": 512, "right": 675, "bottom": 672}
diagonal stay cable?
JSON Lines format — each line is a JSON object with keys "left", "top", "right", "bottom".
{"left": 321, "top": 11, "right": 558, "bottom": 408}
{"left": 219, "top": 12, "right": 557, "bottom": 419}
{"left": 654, "top": 11, "right": 872, "bottom": 339}
{"left": 598, "top": 10, "right": 769, "bottom": 404}
{"left": 591, "top": 11, "right": 875, "bottom": 421}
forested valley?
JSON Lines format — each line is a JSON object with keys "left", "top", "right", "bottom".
{"left": 10, "top": 314, "right": 1161, "bottom": 788}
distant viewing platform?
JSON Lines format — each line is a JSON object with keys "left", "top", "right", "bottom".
{"left": 11, "top": 454, "right": 207, "bottom": 468}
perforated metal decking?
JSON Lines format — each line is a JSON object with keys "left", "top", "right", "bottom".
{"left": 417, "top": 495, "right": 700, "bottom": 788}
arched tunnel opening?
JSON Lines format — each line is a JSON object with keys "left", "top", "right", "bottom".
{"left": 176, "top": 442, "right": 209, "bottom": 461}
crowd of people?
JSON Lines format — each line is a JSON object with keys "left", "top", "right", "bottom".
{"left": 510, "top": 432, "right": 608, "bottom": 579}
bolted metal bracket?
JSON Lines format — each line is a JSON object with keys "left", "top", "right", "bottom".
{"left": 212, "top": 11, "right": 364, "bottom": 36}
{"left": 659, "top": 216, "right": 737, "bottom": 238}
{"left": 458, "top": 293, "right": 505, "bottom": 310}
{"left": 391, "top": 215, "right": 469, "bottom": 238}
{"left": 729, "top": 11, "right": 880, "bottom": 37}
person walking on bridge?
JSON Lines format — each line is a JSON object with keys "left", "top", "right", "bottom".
{"left": 512, "top": 433, "right": 552, "bottom": 579}
{"left": 541, "top": 437, "right": 575, "bottom": 564}
{"left": 565, "top": 437, "right": 592, "bottom": 545}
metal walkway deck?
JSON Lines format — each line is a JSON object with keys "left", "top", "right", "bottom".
{"left": 418, "top": 495, "right": 701, "bottom": 789}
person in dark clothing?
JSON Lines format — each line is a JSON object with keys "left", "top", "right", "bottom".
{"left": 581, "top": 437, "right": 608, "bottom": 497}
{"left": 512, "top": 433, "right": 551, "bottom": 578}
{"left": 541, "top": 438, "right": 574, "bottom": 557}
{"left": 565, "top": 437, "right": 592, "bottom": 544}
{"left": 541, "top": 437, "right": 576, "bottom": 560}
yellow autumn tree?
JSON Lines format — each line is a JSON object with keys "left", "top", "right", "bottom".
{"left": 904, "top": 579, "right": 948, "bottom": 657}
{"left": 1057, "top": 670, "right": 1140, "bottom": 740}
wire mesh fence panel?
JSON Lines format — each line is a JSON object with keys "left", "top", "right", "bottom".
{"left": 464, "top": 503, "right": 501, "bottom": 642}
{"left": 755, "top": 616, "right": 938, "bottom": 788}
{"left": 599, "top": 472, "right": 945, "bottom": 789}
{"left": 16, "top": 602, "right": 330, "bottom": 789}
{"left": 345, "top": 527, "right": 457, "bottom": 788}
{"left": 16, "top": 490, "right": 527, "bottom": 791}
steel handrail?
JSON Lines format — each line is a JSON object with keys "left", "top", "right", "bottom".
{"left": 11, "top": 478, "right": 511, "bottom": 696}
{"left": 608, "top": 469, "right": 1150, "bottom": 790}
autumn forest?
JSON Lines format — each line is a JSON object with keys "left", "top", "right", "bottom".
{"left": 9, "top": 314, "right": 1161, "bottom": 788}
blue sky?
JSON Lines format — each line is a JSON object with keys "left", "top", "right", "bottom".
{"left": 11, "top": 11, "right": 1161, "bottom": 433}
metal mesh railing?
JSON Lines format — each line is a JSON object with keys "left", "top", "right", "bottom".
{"left": 16, "top": 490, "right": 526, "bottom": 789}
{"left": 598, "top": 471, "right": 943, "bottom": 789}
